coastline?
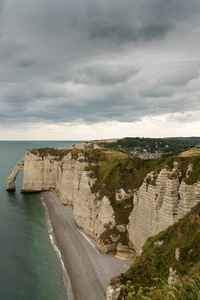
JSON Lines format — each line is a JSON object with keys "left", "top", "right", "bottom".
{"left": 40, "top": 191, "right": 133, "bottom": 300}
{"left": 42, "top": 200, "right": 74, "bottom": 300}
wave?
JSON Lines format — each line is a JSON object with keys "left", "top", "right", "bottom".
{"left": 42, "top": 200, "right": 74, "bottom": 300}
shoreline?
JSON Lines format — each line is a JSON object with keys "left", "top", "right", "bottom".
{"left": 40, "top": 191, "right": 133, "bottom": 300}
{"left": 42, "top": 200, "right": 74, "bottom": 300}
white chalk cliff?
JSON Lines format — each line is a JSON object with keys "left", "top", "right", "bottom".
{"left": 7, "top": 158, "right": 25, "bottom": 191}
{"left": 7, "top": 150, "right": 200, "bottom": 259}
{"left": 128, "top": 162, "right": 200, "bottom": 255}
{"left": 7, "top": 150, "right": 133, "bottom": 257}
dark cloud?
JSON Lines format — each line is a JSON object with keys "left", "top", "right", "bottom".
{"left": 15, "top": 59, "right": 37, "bottom": 68}
{"left": 160, "top": 67, "right": 200, "bottom": 87}
{"left": 140, "top": 86, "right": 174, "bottom": 98}
{"left": 87, "top": 0, "right": 200, "bottom": 43}
{"left": 0, "top": 0, "right": 200, "bottom": 132}
{"left": 88, "top": 20, "right": 173, "bottom": 43}
{"left": 72, "top": 64, "right": 140, "bottom": 85}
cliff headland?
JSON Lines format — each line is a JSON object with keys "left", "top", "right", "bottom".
{"left": 6, "top": 138, "right": 200, "bottom": 299}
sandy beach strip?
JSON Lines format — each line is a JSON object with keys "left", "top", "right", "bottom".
{"left": 40, "top": 191, "right": 133, "bottom": 300}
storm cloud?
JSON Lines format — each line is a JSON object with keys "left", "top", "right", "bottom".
{"left": 0, "top": 0, "right": 200, "bottom": 139}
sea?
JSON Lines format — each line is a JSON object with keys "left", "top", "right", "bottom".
{"left": 0, "top": 141, "right": 78, "bottom": 300}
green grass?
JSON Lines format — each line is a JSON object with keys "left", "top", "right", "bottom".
{"left": 29, "top": 147, "right": 200, "bottom": 292}
{"left": 29, "top": 147, "right": 200, "bottom": 251}
{"left": 30, "top": 148, "right": 71, "bottom": 160}
{"left": 119, "top": 267, "right": 200, "bottom": 299}
{"left": 111, "top": 202, "right": 200, "bottom": 299}
{"left": 179, "top": 148, "right": 200, "bottom": 157}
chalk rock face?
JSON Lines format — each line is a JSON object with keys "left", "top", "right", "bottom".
{"left": 178, "top": 181, "right": 200, "bottom": 219}
{"left": 168, "top": 267, "right": 179, "bottom": 285}
{"left": 74, "top": 194, "right": 118, "bottom": 252}
{"left": 8, "top": 150, "right": 131, "bottom": 255}
{"left": 9, "top": 151, "right": 200, "bottom": 258}
{"left": 21, "top": 151, "right": 59, "bottom": 192}
{"left": 106, "top": 284, "right": 120, "bottom": 300}
{"left": 70, "top": 142, "right": 101, "bottom": 149}
{"left": 116, "top": 189, "right": 131, "bottom": 203}
{"left": 55, "top": 152, "right": 93, "bottom": 205}
{"left": 128, "top": 162, "right": 200, "bottom": 255}
{"left": 7, "top": 158, "right": 25, "bottom": 191}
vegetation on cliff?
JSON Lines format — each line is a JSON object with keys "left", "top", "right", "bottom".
{"left": 29, "top": 146, "right": 200, "bottom": 203}
{"left": 84, "top": 150, "right": 159, "bottom": 195}
{"left": 111, "top": 202, "right": 200, "bottom": 299}
{"left": 27, "top": 145, "right": 200, "bottom": 294}
{"left": 29, "top": 146, "right": 200, "bottom": 252}
{"left": 84, "top": 150, "right": 160, "bottom": 247}
{"left": 30, "top": 147, "right": 85, "bottom": 160}
{"left": 157, "top": 154, "right": 200, "bottom": 185}
{"left": 30, "top": 147, "right": 71, "bottom": 159}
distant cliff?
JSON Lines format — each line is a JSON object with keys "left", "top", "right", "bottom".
{"left": 7, "top": 147, "right": 200, "bottom": 260}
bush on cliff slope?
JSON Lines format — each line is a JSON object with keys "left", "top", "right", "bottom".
{"left": 111, "top": 202, "right": 200, "bottom": 299}
{"left": 29, "top": 147, "right": 200, "bottom": 251}
{"left": 84, "top": 150, "right": 160, "bottom": 247}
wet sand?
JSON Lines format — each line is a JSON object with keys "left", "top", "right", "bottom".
{"left": 41, "top": 191, "right": 133, "bottom": 300}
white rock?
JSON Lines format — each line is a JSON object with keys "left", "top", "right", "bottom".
{"left": 168, "top": 267, "right": 178, "bottom": 285}
{"left": 128, "top": 163, "right": 200, "bottom": 255}
{"left": 7, "top": 150, "right": 120, "bottom": 254}
{"left": 116, "top": 189, "right": 131, "bottom": 202}
{"left": 117, "top": 225, "right": 126, "bottom": 232}
{"left": 175, "top": 248, "right": 180, "bottom": 261}
{"left": 106, "top": 285, "right": 120, "bottom": 300}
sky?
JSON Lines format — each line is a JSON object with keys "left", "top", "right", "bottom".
{"left": 0, "top": 0, "right": 200, "bottom": 140}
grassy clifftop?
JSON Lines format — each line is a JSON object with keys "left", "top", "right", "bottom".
{"left": 111, "top": 202, "right": 200, "bottom": 299}
{"left": 28, "top": 146, "right": 200, "bottom": 295}
{"left": 29, "top": 146, "right": 200, "bottom": 195}
{"left": 29, "top": 147, "right": 200, "bottom": 251}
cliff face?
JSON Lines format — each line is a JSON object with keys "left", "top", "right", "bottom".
{"left": 108, "top": 201, "right": 200, "bottom": 300}
{"left": 6, "top": 158, "right": 25, "bottom": 191}
{"left": 128, "top": 162, "right": 200, "bottom": 255}
{"left": 20, "top": 151, "right": 58, "bottom": 192}
{"left": 7, "top": 149, "right": 200, "bottom": 259}
{"left": 7, "top": 149, "right": 133, "bottom": 257}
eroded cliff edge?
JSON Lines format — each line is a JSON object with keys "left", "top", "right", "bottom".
{"left": 7, "top": 148, "right": 140, "bottom": 257}
{"left": 7, "top": 147, "right": 200, "bottom": 260}
{"left": 107, "top": 201, "right": 200, "bottom": 300}
{"left": 128, "top": 161, "right": 200, "bottom": 255}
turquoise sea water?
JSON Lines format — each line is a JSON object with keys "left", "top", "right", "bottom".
{"left": 0, "top": 141, "right": 77, "bottom": 300}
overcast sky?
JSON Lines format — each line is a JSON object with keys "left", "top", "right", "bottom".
{"left": 0, "top": 0, "right": 200, "bottom": 140}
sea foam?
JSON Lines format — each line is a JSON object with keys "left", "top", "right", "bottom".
{"left": 42, "top": 199, "right": 74, "bottom": 300}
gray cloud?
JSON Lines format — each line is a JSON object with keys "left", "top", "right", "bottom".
{"left": 140, "top": 86, "right": 174, "bottom": 98}
{"left": 159, "top": 62, "right": 200, "bottom": 87}
{"left": 88, "top": 20, "right": 173, "bottom": 43}
{"left": 87, "top": 0, "right": 200, "bottom": 43}
{"left": 0, "top": 0, "right": 200, "bottom": 131}
{"left": 72, "top": 64, "right": 140, "bottom": 85}
{"left": 15, "top": 59, "right": 37, "bottom": 68}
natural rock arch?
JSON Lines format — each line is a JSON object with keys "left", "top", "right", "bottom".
{"left": 6, "top": 158, "right": 25, "bottom": 191}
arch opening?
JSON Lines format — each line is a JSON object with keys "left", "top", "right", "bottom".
{"left": 6, "top": 158, "right": 25, "bottom": 192}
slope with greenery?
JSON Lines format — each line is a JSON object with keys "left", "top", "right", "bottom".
{"left": 110, "top": 202, "right": 200, "bottom": 299}
{"left": 29, "top": 147, "right": 200, "bottom": 252}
